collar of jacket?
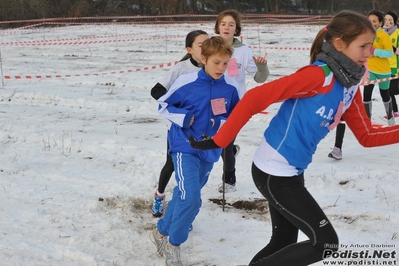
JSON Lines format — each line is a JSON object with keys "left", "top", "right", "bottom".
{"left": 385, "top": 25, "right": 398, "bottom": 36}
{"left": 198, "top": 67, "right": 226, "bottom": 83}
{"left": 232, "top": 38, "right": 245, "bottom": 48}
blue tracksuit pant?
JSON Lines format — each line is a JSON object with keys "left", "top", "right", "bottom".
{"left": 157, "top": 152, "right": 213, "bottom": 246}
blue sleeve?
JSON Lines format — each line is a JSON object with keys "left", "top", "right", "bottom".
{"left": 157, "top": 84, "right": 194, "bottom": 129}
{"left": 374, "top": 48, "right": 394, "bottom": 58}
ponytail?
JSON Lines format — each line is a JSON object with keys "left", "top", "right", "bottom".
{"left": 180, "top": 53, "right": 191, "bottom": 62}
{"left": 310, "top": 29, "right": 327, "bottom": 63}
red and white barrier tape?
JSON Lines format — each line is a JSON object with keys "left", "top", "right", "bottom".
{"left": 249, "top": 45, "right": 309, "bottom": 50}
{"left": 5, "top": 33, "right": 182, "bottom": 43}
{"left": 0, "top": 22, "right": 316, "bottom": 36}
{"left": 0, "top": 14, "right": 332, "bottom": 25}
{"left": 4, "top": 63, "right": 398, "bottom": 83}
{"left": 0, "top": 35, "right": 183, "bottom": 46}
{"left": 3, "top": 61, "right": 179, "bottom": 80}
{"left": 0, "top": 22, "right": 171, "bottom": 35}
{"left": 360, "top": 76, "right": 399, "bottom": 86}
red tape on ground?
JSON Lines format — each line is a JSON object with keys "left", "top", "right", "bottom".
{"left": 3, "top": 61, "right": 179, "bottom": 80}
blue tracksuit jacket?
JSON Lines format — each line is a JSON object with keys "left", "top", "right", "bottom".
{"left": 158, "top": 68, "right": 241, "bottom": 163}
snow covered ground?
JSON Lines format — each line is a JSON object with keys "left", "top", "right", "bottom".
{"left": 0, "top": 22, "right": 398, "bottom": 266}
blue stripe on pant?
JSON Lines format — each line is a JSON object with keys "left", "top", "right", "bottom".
{"left": 157, "top": 152, "right": 213, "bottom": 246}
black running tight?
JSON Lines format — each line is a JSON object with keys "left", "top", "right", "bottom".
{"left": 157, "top": 138, "right": 174, "bottom": 194}
{"left": 333, "top": 121, "right": 346, "bottom": 149}
{"left": 249, "top": 163, "right": 339, "bottom": 266}
{"left": 221, "top": 140, "right": 236, "bottom": 185}
{"left": 363, "top": 84, "right": 391, "bottom": 102}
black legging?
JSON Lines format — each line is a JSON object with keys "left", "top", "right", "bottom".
{"left": 249, "top": 163, "right": 338, "bottom": 266}
{"left": 389, "top": 78, "right": 399, "bottom": 113}
{"left": 363, "top": 84, "right": 391, "bottom": 103}
{"left": 157, "top": 138, "right": 174, "bottom": 194}
{"left": 221, "top": 139, "right": 236, "bottom": 185}
{"left": 333, "top": 121, "right": 346, "bottom": 150}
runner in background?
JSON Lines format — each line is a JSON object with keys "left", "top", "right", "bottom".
{"left": 383, "top": 11, "right": 399, "bottom": 118}
{"left": 327, "top": 62, "right": 369, "bottom": 160}
{"left": 328, "top": 10, "right": 396, "bottom": 160}
{"left": 150, "top": 30, "right": 208, "bottom": 218}
{"left": 214, "top": 9, "right": 269, "bottom": 193}
{"left": 363, "top": 10, "right": 395, "bottom": 125}
{"left": 150, "top": 36, "right": 241, "bottom": 266}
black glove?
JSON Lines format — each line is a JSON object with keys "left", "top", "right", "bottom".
{"left": 189, "top": 134, "right": 221, "bottom": 150}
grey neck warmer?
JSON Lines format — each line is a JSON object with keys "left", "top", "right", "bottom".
{"left": 315, "top": 42, "right": 365, "bottom": 87}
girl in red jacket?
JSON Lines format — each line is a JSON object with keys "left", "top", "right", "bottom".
{"left": 190, "top": 10, "right": 399, "bottom": 266}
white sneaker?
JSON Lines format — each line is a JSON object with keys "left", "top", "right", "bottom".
{"left": 165, "top": 244, "right": 183, "bottom": 266}
{"left": 149, "top": 228, "right": 167, "bottom": 257}
{"left": 388, "top": 117, "right": 396, "bottom": 126}
{"left": 218, "top": 183, "right": 236, "bottom": 193}
{"left": 328, "top": 147, "right": 342, "bottom": 160}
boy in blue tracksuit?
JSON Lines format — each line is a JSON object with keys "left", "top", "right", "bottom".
{"left": 150, "top": 36, "right": 241, "bottom": 266}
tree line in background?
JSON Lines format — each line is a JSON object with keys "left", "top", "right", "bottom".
{"left": 0, "top": 0, "right": 398, "bottom": 22}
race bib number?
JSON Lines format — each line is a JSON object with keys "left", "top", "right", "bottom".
{"left": 227, "top": 58, "right": 239, "bottom": 76}
{"left": 328, "top": 101, "right": 344, "bottom": 130}
{"left": 211, "top": 98, "right": 227, "bottom": 115}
